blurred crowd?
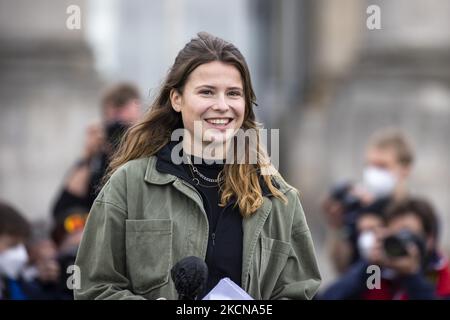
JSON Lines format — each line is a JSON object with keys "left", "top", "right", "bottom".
{"left": 318, "top": 130, "right": 450, "bottom": 299}
{"left": 0, "top": 83, "right": 142, "bottom": 299}
{"left": 1, "top": 84, "right": 449, "bottom": 300}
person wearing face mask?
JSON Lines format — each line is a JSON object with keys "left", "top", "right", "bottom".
{"left": 0, "top": 202, "right": 31, "bottom": 300}
{"left": 318, "top": 204, "right": 386, "bottom": 299}
{"left": 320, "top": 198, "right": 450, "bottom": 300}
{"left": 322, "top": 128, "right": 415, "bottom": 274}
{"left": 360, "top": 128, "right": 413, "bottom": 202}
{"left": 52, "top": 83, "right": 141, "bottom": 221}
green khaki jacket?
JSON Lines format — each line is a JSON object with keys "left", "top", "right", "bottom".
{"left": 74, "top": 156, "right": 321, "bottom": 300}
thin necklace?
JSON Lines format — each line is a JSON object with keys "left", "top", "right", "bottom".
{"left": 185, "top": 154, "right": 224, "bottom": 188}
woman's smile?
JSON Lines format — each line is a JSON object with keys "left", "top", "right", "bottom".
{"left": 203, "top": 117, "right": 234, "bottom": 131}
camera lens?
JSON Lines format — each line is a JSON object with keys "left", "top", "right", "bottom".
{"left": 384, "top": 234, "right": 408, "bottom": 257}
{"left": 383, "top": 229, "right": 425, "bottom": 259}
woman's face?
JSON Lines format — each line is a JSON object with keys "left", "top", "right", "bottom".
{"left": 170, "top": 61, "right": 245, "bottom": 149}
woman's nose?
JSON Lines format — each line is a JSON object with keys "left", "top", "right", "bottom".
{"left": 211, "top": 94, "right": 229, "bottom": 111}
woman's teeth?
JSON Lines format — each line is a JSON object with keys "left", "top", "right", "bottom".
{"left": 205, "top": 118, "right": 231, "bottom": 125}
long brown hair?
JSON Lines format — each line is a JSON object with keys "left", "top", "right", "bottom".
{"left": 106, "top": 32, "right": 287, "bottom": 217}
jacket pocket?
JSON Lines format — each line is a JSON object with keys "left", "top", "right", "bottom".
{"left": 258, "top": 236, "right": 291, "bottom": 297}
{"left": 125, "top": 219, "right": 172, "bottom": 294}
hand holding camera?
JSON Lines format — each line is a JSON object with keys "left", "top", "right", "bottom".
{"left": 361, "top": 229, "right": 425, "bottom": 275}
{"left": 382, "top": 229, "right": 425, "bottom": 275}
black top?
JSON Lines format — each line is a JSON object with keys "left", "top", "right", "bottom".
{"left": 155, "top": 141, "right": 243, "bottom": 297}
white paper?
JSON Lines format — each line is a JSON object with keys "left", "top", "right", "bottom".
{"left": 202, "top": 277, "right": 254, "bottom": 300}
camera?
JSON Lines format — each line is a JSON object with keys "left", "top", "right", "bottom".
{"left": 330, "top": 182, "right": 362, "bottom": 213}
{"left": 383, "top": 229, "right": 426, "bottom": 260}
{"left": 106, "top": 121, "right": 128, "bottom": 150}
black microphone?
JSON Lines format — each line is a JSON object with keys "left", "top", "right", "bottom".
{"left": 170, "top": 256, "right": 208, "bottom": 300}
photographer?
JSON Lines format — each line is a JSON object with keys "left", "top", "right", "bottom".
{"left": 0, "top": 202, "right": 30, "bottom": 299}
{"left": 323, "top": 128, "right": 415, "bottom": 273}
{"left": 320, "top": 198, "right": 450, "bottom": 300}
{"left": 49, "top": 207, "right": 88, "bottom": 299}
{"left": 52, "top": 83, "right": 141, "bottom": 219}
{"left": 12, "top": 208, "right": 88, "bottom": 300}
{"left": 20, "top": 222, "right": 62, "bottom": 299}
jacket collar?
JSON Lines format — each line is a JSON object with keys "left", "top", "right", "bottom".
{"left": 144, "top": 156, "right": 177, "bottom": 185}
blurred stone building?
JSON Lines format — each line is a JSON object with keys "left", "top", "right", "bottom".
{"left": 0, "top": 0, "right": 102, "bottom": 220}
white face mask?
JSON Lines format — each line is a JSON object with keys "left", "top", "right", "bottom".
{"left": 362, "top": 166, "right": 397, "bottom": 198}
{"left": 357, "top": 231, "right": 376, "bottom": 260}
{"left": 0, "top": 244, "right": 29, "bottom": 279}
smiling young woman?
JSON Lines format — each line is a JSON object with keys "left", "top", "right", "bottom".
{"left": 74, "top": 32, "right": 321, "bottom": 300}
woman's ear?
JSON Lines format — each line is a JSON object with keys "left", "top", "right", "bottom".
{"left": 170, "top": 89, "right": 182, "bottom": 113}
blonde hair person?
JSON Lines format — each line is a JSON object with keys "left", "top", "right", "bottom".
{"left": 74, "top": 32, "right": 321, "bottom": 300}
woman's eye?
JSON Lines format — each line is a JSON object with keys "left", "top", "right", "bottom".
{"left": 228, "top": 91, "right": 242, "bottom": 97}
{"left": 200, "top": 90, "right": 213, "bottom": 95}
